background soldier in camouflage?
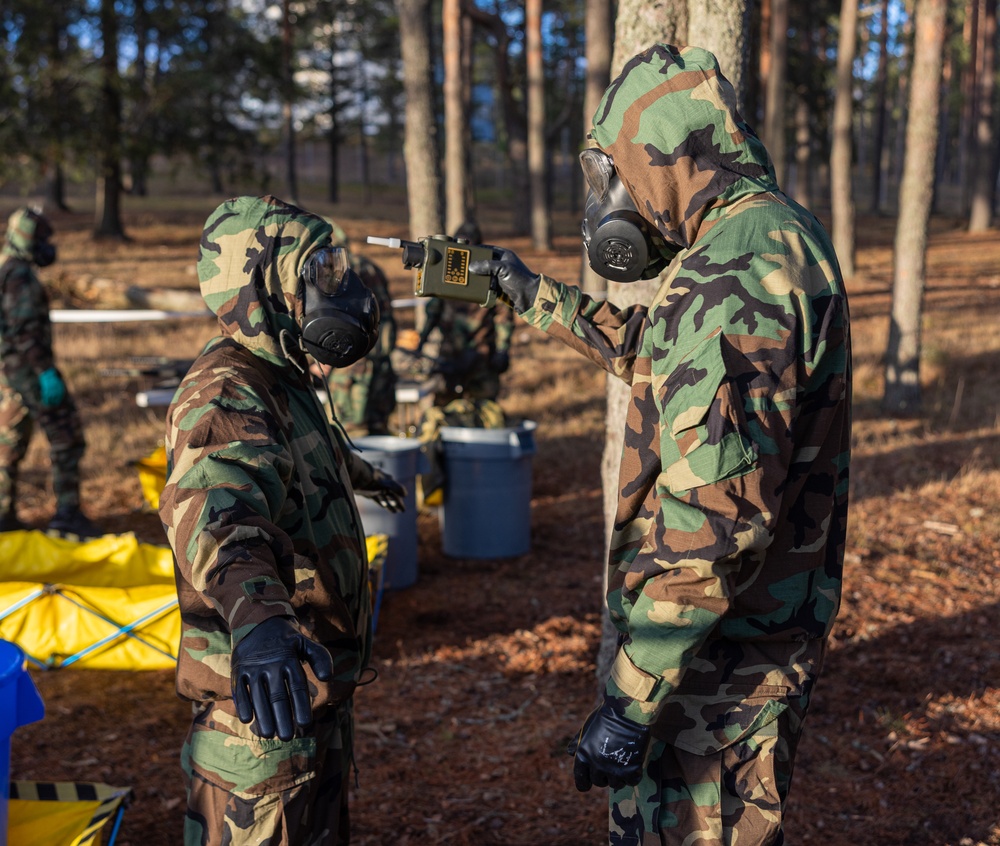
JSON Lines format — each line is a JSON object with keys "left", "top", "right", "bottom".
{"left": 472, "top": 44, "right": 851, "bottom": 846}
{"left": 159, "top": 195, "right": 405, "bottom": 846}
{"left": 415, "top": 221, "right": 514, "bottom": 407}
{"left": 0, "top": 207, "right": 104, "bottom": 538}
{"left": 325, "top": 220, "right": 398, "bottom": 435}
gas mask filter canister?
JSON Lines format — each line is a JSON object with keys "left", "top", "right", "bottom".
{"left": 33, "top": 241, "right": 57, "bottom": 267}
{"left": 299, "top": 246, "right": 380, "bottom": 368}
{"left": 579, "top": 149, "right": 671, "bottom": 283}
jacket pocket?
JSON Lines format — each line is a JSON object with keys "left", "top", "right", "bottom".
{"left": 655, "top": 690, "right": 789, "bottom": 756}
{"left": 187, "top": 720, "right": 318, "bottom": 796}
{"left": 660, "top": 330, "right": 758, "bottom": 493}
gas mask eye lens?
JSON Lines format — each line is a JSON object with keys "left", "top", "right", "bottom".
{"left": 579, "top": 149, "right": 615, "bottom": 203}
{"left": 302, "top": 246, "right": 351, "bottom": 296}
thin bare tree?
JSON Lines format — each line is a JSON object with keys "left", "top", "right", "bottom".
{"left": 526, "top": 0, "right": 550, "bottom": 249}
{"left": 281, "top": 0, "right": 298, "bottom": 205}
{"left": 870, "top": 0, "right": 891, "bottom": 212}
{"left": 883, "top": 0, "right": 949, "bottom": 415}
{"left": 968, "top": 0, "right": 997, "bottom": 231}
{"left": 94, "top": 0, "right": 126, "bottom": 239}
{"left": 397, "top": 0, "right": 443, "bottom": 239}
{"left": 580, "top": 0, "right": 613, "bottom": 296}
{"left": 831, "top": 0, "right": 859, "bottom": 277}
{"left": 763, "top": 0, "right": 788, "bottom": 185}
{"left": 443, "top": 0, "right": 469, "bottom": 234}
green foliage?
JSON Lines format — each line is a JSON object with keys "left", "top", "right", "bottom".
{"left": 0, "top": 0, "right": 92, "bottom": 187}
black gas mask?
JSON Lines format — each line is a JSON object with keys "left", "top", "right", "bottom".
{"left": 298, "top": 246, "right": 379, "bottom": 368}
{"left": 28, "top": 211, "right": 57, "bottom": 267}
{"left": 580, "top": 149, "right": 673, "bottom": 283}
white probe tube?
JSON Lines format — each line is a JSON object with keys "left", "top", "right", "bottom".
{"left": 366, "top": 236, "right": 402, "bottom": 248}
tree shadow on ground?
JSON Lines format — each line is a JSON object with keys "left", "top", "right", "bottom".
{"left": 789, "top": 601, "right": 1000, "bottom": 845}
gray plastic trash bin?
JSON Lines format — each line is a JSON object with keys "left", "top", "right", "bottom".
{"left": 353, "top": 435, "right": 425, "bottom": 589}
{"left": 438, "top": 420, "right": 537, "bottom": 558}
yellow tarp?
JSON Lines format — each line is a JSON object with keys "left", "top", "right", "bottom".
{"left": 133, "top": 445, "right": 167, "bottom": 511}
{"left": 7, "top": 781, "right": 133, "bottom": 846}
{"left": 0, "top": 531, "right": 388, "bottom": 670}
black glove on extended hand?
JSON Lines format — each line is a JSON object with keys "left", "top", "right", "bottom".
{"left": 568, "top": 700, "right": 651, "bottom": 792}
{"left": 469, "top": 247, "right": 541, "bottom": 314}
{"left": 231, "top": 616, "right": 333, "bottom": 741}
{"left": 357, "top": 474, "right": 407, "bottom": 513}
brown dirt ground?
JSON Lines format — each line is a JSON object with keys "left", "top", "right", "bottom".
{"left": 6, "top": 197, "right": 1000, "bottom": 846}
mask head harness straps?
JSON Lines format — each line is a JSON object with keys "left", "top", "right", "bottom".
{"left": 298, "top": 245, "right": 380, "bottom": 368}
{"left": 580, "top": 148, "right": 660, "bottom": 283}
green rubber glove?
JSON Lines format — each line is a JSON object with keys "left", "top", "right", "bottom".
{"left": 38, "top": 368, "right": 66, "bottom": 408}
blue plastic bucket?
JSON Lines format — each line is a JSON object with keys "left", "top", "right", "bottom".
{"left": 353, "top": 435, "right": 426, "bottom": 590}
{"left": 0, "top": 640, "right": 45, "bottom": 845}
{"left": 438, "top": 420, "right": 537, "bottom": 558}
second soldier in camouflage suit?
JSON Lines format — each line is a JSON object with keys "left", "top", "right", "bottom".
{"left": 325, "top": 221, "right": 398, "bottom": 435}
{"left": 159, "top": 195, "right": 405, "bottom": 846}
{"left": 0, "top": 207, "right": 103, "bottom": 537}
{"left": 472, "top": 45, "right": 851, "bottom": 845}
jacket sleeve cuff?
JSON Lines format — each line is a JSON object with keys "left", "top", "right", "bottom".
{"left": 227, "top": 573, "right": 296, "bottom": 642}
{"left": 604, "top": 647, "right": 670, "bottom": 726}
{"left": 520, "top": 275, "right": 581, "bottom": 333}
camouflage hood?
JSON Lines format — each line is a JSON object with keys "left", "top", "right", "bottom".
{"left": 590, "top": 43, "right": 778, "bottom": 251}
{"left": 2, "top": 208, "right": 52, "bottom": 262}
{"left": 197, "top": 195, "right": 333, "bottom": 368}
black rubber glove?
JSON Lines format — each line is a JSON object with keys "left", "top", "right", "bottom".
{"left": 356, "top": 474, "right": 407, "bottom": 513}
{"left": 231, "top": 616, "right": 333, "bottom": 741}
{"left": 469, "top": 246, "right": 541, "bottom": 314}
{"left": 568, "top": 700, "right": 651, "bottom": 792}
{"left": 490, "top": 349, "right": 510, "bottom": 373}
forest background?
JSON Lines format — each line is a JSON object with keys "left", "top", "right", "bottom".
{"left": 2, "top": 0, "right": 1000, "bottom": 844}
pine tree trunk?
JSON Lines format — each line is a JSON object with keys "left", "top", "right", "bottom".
{"left": 870, "top": 0, "right": 891, "bottom": 212}
{"left": 687, "top": 0, "right": 751, "bottom": 109}
{"left": 580, "top": 0, "right": 613, "bottom": 296}
{"left": 397, "top": 0, "right": 443, "bottom": 239}
{"left": 959, "top": 0, "right": 979, "bottom": 215}
{"left": 526, "top": 0, "right": 550, "bottom": 250}
{"left": 93, "top": 0, "right": 126, "bottom": 240}
{"left": 968, "top": 0, "right": 997, "bottom": 231}
{"left": 883, "top": 0, "right": 948, "bottom": 416}
{"left": 830, "top": 0, "right": 858, "bottom": 277}
{"left": 281, "top": 0, "right": 298, "bottom": 205}
{"left": 763, "top": 0, "right": 788, "bottom": 186}
{"left": 443, "top": 0, "right": 468, "bottom": 234}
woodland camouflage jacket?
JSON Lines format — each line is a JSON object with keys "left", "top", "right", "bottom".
{"left": 521, "top": 45, "right": 852, "bottom": 749}
{"left": 160, "top": 195, "right": 385, "bottom": 710}
{"left": 0, "top": 209, "right": 56, "bottom": 390}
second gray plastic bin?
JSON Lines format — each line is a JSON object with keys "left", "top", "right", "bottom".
{"left": 353, "top": 435, "right": 425, "bottom": 589}
{"left": 437, "top": 420, "right": 537, "bottom": 558}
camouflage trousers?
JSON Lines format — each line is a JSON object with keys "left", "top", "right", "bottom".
{"left": 0, "top": 382, "right": 85, "bottom": 514}
{"left": 608, "top": 700, "right": 805, "bottom": 846}
{"left": 182, "top": 699, "right": 353, "bottom": 846}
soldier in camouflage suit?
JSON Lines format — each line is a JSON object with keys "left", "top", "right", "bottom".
{"left": 159, "top": 195, "right": 406, "bottom": 846}
{"left": 472, "top": 45, "right": 851, "bottom": 845}
{"left": 325, "top": 221, "right": 398, "bottom": 435}
{"left": 0, "top": 207, "right": 104, "bottom": 537}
